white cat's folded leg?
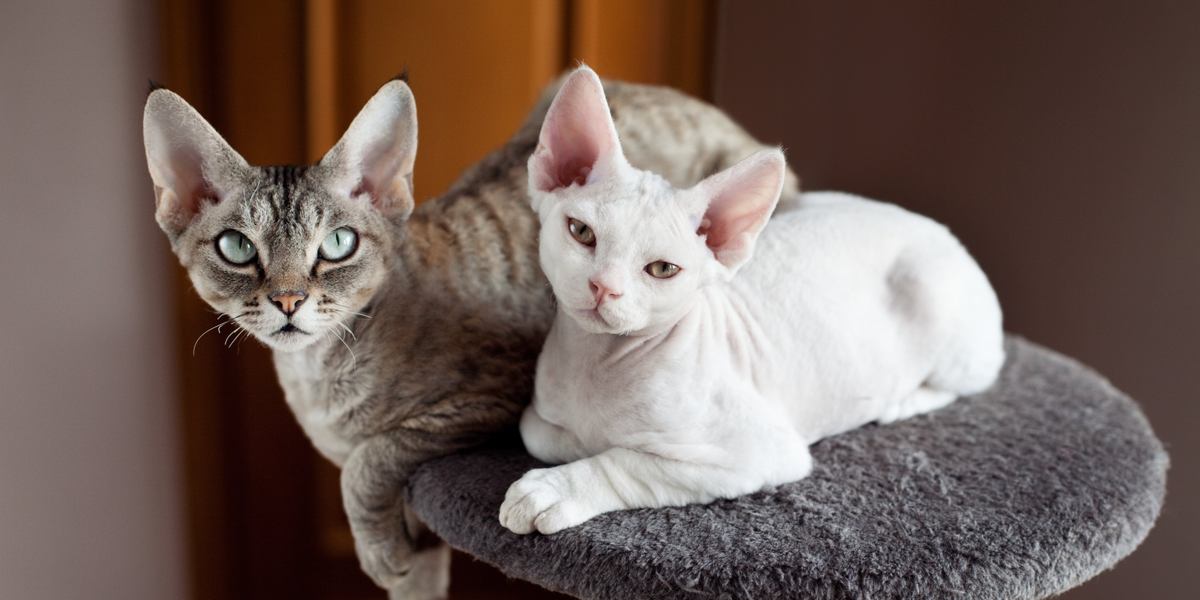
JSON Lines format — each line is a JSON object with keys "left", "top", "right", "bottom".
{"left": 519, "top": 405, "right": 589, "bottom": 464}
{"left": 877, "top": 386, "right": 957, "bottom": 424}
{"left": 499, "top": 443, "right": 812, "bottom": 535}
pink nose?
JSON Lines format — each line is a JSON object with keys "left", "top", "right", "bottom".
{"left": 269, "top": 290, "right": 308, "bottom": 316}
{"left": 589, "top": 278, "right": 622, "bottom": 304}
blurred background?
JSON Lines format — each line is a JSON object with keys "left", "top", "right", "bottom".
{"left": 0, "top": 1, "right": 1195, "bottom": 598}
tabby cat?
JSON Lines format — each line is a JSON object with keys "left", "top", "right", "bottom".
{"left": 142, "top": 74, "right": 797, "bottom": 596}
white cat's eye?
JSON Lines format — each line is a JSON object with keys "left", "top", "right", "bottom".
{"left": 216, "top": 230, "right": 258, "bottom": 265}
{"left": 567, "top": 217, "right": 596, "bottom": 247}
{"left": 320, "top": 227, "right": 358, "bottom": 262}
{"left": 645, "top": 261, "right": 681, "bottom": 279}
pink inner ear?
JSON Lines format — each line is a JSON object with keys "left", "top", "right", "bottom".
{"left": 553, "top": 159, "right": 592, "bottom": 189}
{"left": 538, "top": 108, "right": 609, "bottom": 191}
{"left": 165, "top": 147, "right": 220, "bottom": 218}
{"left": 692, "top": 150, "right": 785, "bottom": 267}
{"left": 533, "top": 69, "right": 618, "bottom": 192}
{"left": 702, "top": 199, "right": 763, "bottom": 252}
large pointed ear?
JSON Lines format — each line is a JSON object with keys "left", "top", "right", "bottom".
{"left": 143, "top": 89, "right": 249, "bottom": 239}
{"left": 690, "top": 149, "right": 786, "bottom": 272}
{"left": 528, "top": 66, "right": 626, "bottom": 200}
{"left": 321, "top": 79, "right": 418, "bottom": 219}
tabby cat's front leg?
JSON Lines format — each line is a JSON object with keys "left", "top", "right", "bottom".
{"left": 341, "top": 435, "right": 447, "bottom": 597}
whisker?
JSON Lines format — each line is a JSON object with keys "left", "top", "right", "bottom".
{"left": 329, "top": 324, "right": 357, "bottom": 370}
{"left": 328, "top": 301, "right": 373, "bottom": 320}
{"left": 232, "top": 327, "right": 252, "bottom": 353}
{"left": 224, "top": 325, "right": 247, "bottom": 348}
{"left": 192, "top": 312, "right": 249, "bottom": 356}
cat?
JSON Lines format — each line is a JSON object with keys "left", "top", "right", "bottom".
{"left": 142, "top": 72, "right": 798, "bottom": 596}
{"left": 499, "top": 67, "right": 1005, "bottom": 536}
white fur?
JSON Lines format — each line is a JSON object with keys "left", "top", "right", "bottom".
{"left": 499, "top": 67, "right": 1005, "bottom": 535}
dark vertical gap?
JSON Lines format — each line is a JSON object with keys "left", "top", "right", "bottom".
{"left": 560, "top": 0, "right": 576, "bottom": 70}
{"left": 297, "top": 5, "right": 313, "bottom": 166}
{"left": 699, "top": 0, "right": 719, "bottom": 102}
{"left": 707, "top": 0, "right": 727, "bottom": 104}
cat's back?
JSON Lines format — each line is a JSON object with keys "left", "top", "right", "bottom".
{"left": 751, "top": 191, "right": 958, "bottom": 281}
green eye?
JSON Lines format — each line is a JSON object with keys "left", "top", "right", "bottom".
{"left": 216, "top": 230, "right": 257, "bottom": 265}
{"left": 320, "top": 227, "right": 358, "bottom": 261}
{"left": 645, "top": 261, "right": 681, "bottom": 279}
{"left": 567, "top": 217, "right": 596, "bottom": 247}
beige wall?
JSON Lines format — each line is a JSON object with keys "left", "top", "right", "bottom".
{"left": 0, "top": 1, "right": 187, "bottom": 598}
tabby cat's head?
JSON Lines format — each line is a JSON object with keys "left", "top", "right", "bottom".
{"left": 529, "top": 67, "right": 786, "bottom": 336}
{"left": 143, "top": 80, "right": 417, "bottom": 351}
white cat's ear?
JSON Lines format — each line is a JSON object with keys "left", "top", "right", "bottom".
{"left": 143, "top": 88, "right": 249, "bottom": 238}
{"left": 691, "top": 149, "right": 787, "bottom": 272}
{"left": 529, "top": 66, "right": 626, "bottom": 200}
{"left": 321, "top": 78, "right": 418, "bottom": 219}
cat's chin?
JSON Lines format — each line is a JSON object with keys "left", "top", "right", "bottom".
{"left": 569, "top": 307, "right": 642, "bottom": 336}
{"left": 259, "top": 326, "right": 323, "bottom": 352}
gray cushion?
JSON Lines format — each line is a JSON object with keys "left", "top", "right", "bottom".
{"left": 407, "top": 337, "right": 1168, "bottom": 599}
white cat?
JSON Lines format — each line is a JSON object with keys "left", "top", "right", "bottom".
{"left": 498, "top": 67, "right": 1006, "bottom": 535}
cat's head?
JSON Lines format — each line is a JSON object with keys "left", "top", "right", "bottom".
{"left": 143, "top": 79, "right": 418, "bottom": 351}
{"left": 528, "top": 67, "right": 786, "bottom": 336}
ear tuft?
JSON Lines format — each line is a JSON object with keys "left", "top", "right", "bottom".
{"left": 321, "top": 79, "right": 419, "bottom": 219}
{"left": 528, "top": 66, "right": 625, "bottom": 197}
{"left": 391, "top": 66, "right": 410, "bottom": 84}
{"left": 692, "top": 149, "right": 787, "bottom": 272}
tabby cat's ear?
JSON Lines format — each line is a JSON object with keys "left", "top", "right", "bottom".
{"left": 690, "top": 149, "right": 787, "bottom": 273}
{"left": 143, "top": 89, "right": 249, "bottom": 239}
{"left": 321, "top": 79, "right": 418, "bottom": 220}
{"left": 529, "top": 66, "right": 626, "bottom": 201}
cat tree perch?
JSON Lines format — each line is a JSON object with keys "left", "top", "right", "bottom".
{"left": 405, "top": 337, "right": 1167, "bottom": 599}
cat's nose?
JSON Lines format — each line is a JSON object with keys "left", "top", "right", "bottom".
{"left": 588, "top": 278, "right": 623, "bottom": 304}
{"left": 269, "top": 290, "right": 308, "bottom": 316}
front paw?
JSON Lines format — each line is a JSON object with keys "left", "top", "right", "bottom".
{"left": 354, "top": 535, "right": 413, "bottom": 590}
{"left": 499, "top": 468, "right": 594, "bottom": 535}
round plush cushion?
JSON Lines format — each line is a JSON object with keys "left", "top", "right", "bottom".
{"left": 407, "top": 337, "right": 1168, "bottom": 600}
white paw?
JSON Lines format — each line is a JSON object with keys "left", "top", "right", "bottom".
{"left": 498, "top": 468, "right": 594, "bottom": 535}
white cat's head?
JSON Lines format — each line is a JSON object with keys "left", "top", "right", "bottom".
{"left": 529, "top": 67, "right": 786, "bottom": 336}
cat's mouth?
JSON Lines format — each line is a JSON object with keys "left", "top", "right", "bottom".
{"left": 576, "top": 307, "right": 608, "bottom": 325}
{"left": 273, "top": 323, "right": 309, "bottom": 336}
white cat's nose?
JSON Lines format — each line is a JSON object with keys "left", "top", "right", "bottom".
{"left": 589, "top": 278, "right": 623, "bottom": 304}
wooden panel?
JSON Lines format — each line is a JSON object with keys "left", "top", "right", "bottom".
{"left": 305, "top": 0, "right": 340, "bottom": 160}
{"left": 335, "top": 0, "right": 566, "bottom": 200}
{"left": 570, "top": 0, "right": 714, "bottom": 98}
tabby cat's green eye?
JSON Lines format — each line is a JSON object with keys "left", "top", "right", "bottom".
{"left": 216, "top": 230, "right": 257, "bottom": 265}
{"left": 320, "top": 227, "right": 358, "bottom": 261}
{"left": 645, "top": 261, "right": 681, "bottom": 279}
{"left": 567, "top": 217, "right": 596, "bottom": 247}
